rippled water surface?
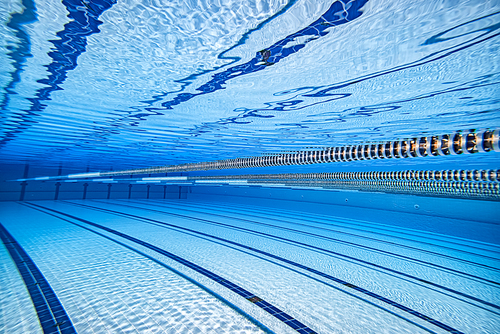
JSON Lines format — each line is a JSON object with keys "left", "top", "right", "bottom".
{"left": 0, "top": 0, "right": 499, "bottom": 169}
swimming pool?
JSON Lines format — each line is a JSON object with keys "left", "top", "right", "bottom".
{"left": 0, "top": 0, "right": 499, "bottom": 333}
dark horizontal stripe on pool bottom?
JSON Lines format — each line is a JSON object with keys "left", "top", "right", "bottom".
{"left": 23, "top": 203, "right": 317, "bottom": 334}
{"left": 80, "top": 199, "right": 500, "bottom": 313}
{"left": 148, "top": 199, "right": 500, "bottom": 265}
{"left": 142, "top": 201, "right": 500, "bottom": 283}
{"left": 29, "top": 202, "right": 468, "bottom": 333}
{"left": 0, "top": 222, "right": 76, "bottom": 334}
{"left": 157, "top": 198, "right": 500, "bottom": 256}
{"left": 77, "top": 200, "right": 482, "bottom": 332}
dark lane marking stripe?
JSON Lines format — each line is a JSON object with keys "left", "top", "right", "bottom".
{"left": 77, "top": 200, "right": 500, "bottom": 312}
{"left": 148, "top": 199, "right": 500, "bottom": 261}
{"left": 63, "top": 202, "right": 491, "bottom": 333}
{"left": 46, "top": 205, "right": 442, "bottom": 333}
{"left": 92, "top": 199, "right": 500, "bottom": 287}
{"left": 17, "top": 204, "right": 274, "bottom": 334}
{"left": 164, "top": 199, "right": 500, "bottom": 254}
{"left": 132, "top": 199, "right": 500, "bottom": 268}
{"left": 44, "top": 201, "right": 472, "bottom": 333}
{"left": 24, "top": 203, "right": 318, "bottom": 334}
{"left": 0, "top": 222, "right": 77, "bottom": 334}
{"left": 73, "top": 201, "right": 500, "bottom": 323}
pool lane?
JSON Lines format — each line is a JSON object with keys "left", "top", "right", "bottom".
{"left": 0, "top": 222, "right": 77, "bottom": 334}
{"left": 80, "top": 199, "right": 500, "bottom": 311}
{"left": 27, "top": 200, "right": 479, "bottom": 333}
{"left": 39, "top": 200, "right": 472, "bottom": 334}
{"left": 0, "top": 202, "right": 268, "bottom": 334}
{"left": 141, "top": 199, "right": 500, "bottom": 265}
{"left": 159, "top": 199, "right": 500, "bottom": 255}
{"left": 22, "top": 201, "right": 437, "bottom": 334}
{"left": 5, "top": 200, "right": 499, "bottom": 333}
{"left": 65, "top": 200, "right": 500, "bottom": 315}
{"left": 24, "top": 202, "right": 321, "bottom": 334}
{"left": 59, "top": 199, "right": 500, "bottom": 333}
{"left": 122, "top": 199, "right": 500, "bottom": 280}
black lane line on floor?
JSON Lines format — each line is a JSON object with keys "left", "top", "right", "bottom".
{"left": 0, "top": 222, "right": 77, "bottom": 334}
{"left": 110, "top": 199, "right": 499, "bottom": 286}
{"left": 18, "top": 204, "right": 274, "bottom": 334}
{"left": 130, "top": 200, "right": 500, "bottom": 272}
{"left": 158, "top": 199, "right": 500, "bottom": 254}
{"left": 137, "top": 200, "right": 500, "bottom": 277}
{"left": 24, "top": 203, "right": 317, "bottom": 334}
{"left": 53, "top": 203, "right": 442, "bottom": 333}
{"left": 144, "top": 199, "right": 500, "bottom": 264}
{"left": 82, "top": 200, "right": 500, "bottom": 312}
{"left": 96, "top": 198, "right": 500, "bottom": 291}
{"left": 24, "top": 204, "right": 436, "bottom": 334}
{"left": 54, "top": 201, "right": 471, "bottom": 334}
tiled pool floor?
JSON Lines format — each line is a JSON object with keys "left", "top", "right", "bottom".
{"left": 1, "top": 199, "right": 499, "bottom": 333}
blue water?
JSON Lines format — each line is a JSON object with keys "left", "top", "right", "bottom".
{"left": 0, "top": 0, "right": 499, "bottom": 333}
{"left": 0, "top": 0, "right": 499, "bottom": 169}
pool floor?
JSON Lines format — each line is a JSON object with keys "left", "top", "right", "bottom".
{"left": 1, "top": 199, "right": 499, "bottom": 333}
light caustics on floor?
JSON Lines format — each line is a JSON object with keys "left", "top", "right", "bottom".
{"left": 1, "top": 199, "right": 499, "bottom": 334}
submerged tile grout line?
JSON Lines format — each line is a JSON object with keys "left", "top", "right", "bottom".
{"left": 23, "top": 203, "right": 318, "bottom": 334}
{"left": 79, "top": 199, "right": 500, "bottom": 313}
{"left": 42, "top": 200, "right": 478, "bottom": 333}
{"left": 0, "top": 223, "right": 77, "bottom": 334}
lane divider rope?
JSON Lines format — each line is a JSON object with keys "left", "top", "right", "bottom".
{"left": 14, "top": 129, "right": 500, "bottom": 181}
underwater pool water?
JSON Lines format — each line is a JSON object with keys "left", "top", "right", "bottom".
{"left": 0, "top": 0, "right": 499, "bottom": 333}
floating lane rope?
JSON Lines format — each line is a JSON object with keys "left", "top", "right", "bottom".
{"left": 45, "top": 169, "right": 500, "bottom": 201}
{"left": 100, "top": 129, "right": 500, "bottom": 175}
{"left": 13, "top": 129, "right": 500, "bottom": 181}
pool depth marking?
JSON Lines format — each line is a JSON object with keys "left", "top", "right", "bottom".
{"left": 0, "top": 222, "right": 77, "bottom": 334}
{"left": 23, "top": 203, "right": 318, "bottom": 334}
{"left": 36, "top": 201, "right": 474, "bottom": 333}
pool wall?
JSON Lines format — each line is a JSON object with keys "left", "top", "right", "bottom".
{"left": 2, "top": 162, "right": 499, "bottom": 245}
{"left": 0, "top": 163, "right": 188, "bottom": 201}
